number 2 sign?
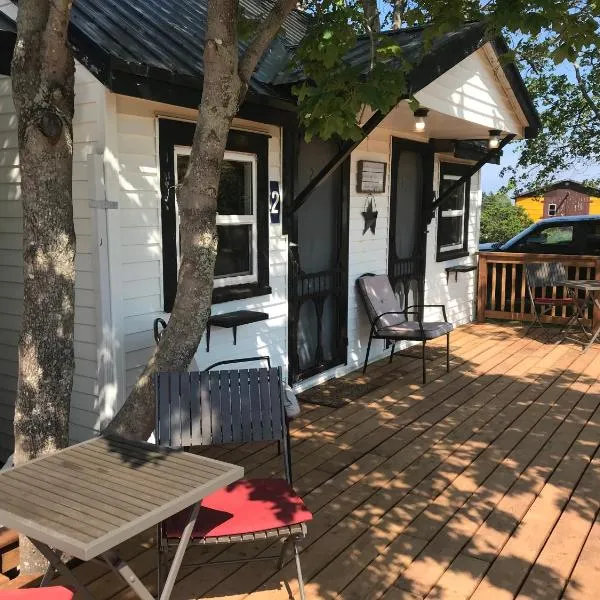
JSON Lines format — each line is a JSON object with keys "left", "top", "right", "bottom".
{"left": 270, "top": 181, "right": 281, "bottom": 224}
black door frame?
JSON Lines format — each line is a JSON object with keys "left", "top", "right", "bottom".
{"left": 288, "top": 147, "right": 350, "bottom": 384}
{"left": 388, "top": 137, "right": 434, "bottom": 311}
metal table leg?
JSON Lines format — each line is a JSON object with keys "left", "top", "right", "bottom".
{"left": 103, "top": 551, "right": 154, "bottom": 600}
{"left": 583, "top": 296, "right": 600, "bottom": 352}
{"left": 159, "top": 503, "right": 200, "bottom": 600}
{"left": 32, "top": 540, "right": 96, "bottom": 600}
{"left": 101, "top": 503, "right": 200, "bottom": 600}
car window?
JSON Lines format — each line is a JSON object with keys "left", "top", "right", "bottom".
{"left": 515, "top": 225, "right": 575, "bottom": 253}
{"left": 585, "top": 222, "right": 600, "bottom": 255}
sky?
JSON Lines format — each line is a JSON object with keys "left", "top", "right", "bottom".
{"left": 374, "top": 1, "right": 600, "bottom": 194}
{"left": 482, "top": 145, "right": 600, "bottom": 194}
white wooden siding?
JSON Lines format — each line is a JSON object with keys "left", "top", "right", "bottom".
{"left": 0, "top": 58, "right": 105, "bottom": 459}
{"left": 424, "top": 159, "right": 481, "bottom": 326}
{"left": 415, "top": 46, "right": 527, "bottom": 136}
{"left": 295, "top": 130, "right": 482, "bottom": 392}
{"left": 114, "top": 97, "right": 289, "bottom": 393}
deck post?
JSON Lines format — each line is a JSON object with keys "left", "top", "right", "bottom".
{"left": 594, "top": 257, "right": 600, "bottom": 330}
{"left": 476, "top": 253, "right": 488, "bottom": 322}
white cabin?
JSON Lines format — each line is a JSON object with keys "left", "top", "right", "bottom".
{"left": 0, "top": 1, "right": 540, "bottom": 462}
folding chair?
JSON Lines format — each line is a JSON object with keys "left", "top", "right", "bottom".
{"left": 154, "top": 367, "right": 312, "bottom": 600}
{"left": 524, "top": 262, "right": 587, "bottom": 340}
{"left": 356, "top": 273, "right": 453, "bottom": 384}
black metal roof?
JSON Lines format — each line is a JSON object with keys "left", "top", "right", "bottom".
{"left": 0, "top": 1, "right": 540, "bottom": 134}
{"left": 516, "top": 180, "right": 600, "bottom": 198}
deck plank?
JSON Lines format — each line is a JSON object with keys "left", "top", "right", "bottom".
{"left": 6, "top": 324, "right": 600, "bottom": 600}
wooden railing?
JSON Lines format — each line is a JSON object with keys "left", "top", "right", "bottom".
{"left": 476, "top": 252, "right": 600, "bottom": 327}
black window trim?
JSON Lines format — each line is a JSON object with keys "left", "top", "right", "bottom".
{"left": 159, "top": 118, "right": 271, "bottom": 310}
{"left": 436, "top": 162, "right": 472, "bottom": 262}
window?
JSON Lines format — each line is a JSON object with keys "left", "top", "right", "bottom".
{"left": 174, "top": 149, "right": 258, "bottom": 287}
{"left": 159, "top": 119, "right": 270, "bottom": 310}
{"left": 548, "top": 203, "right": 557, "bottom": 217}
{"left": 516, "top": 225, "right": 575, "bottom": 253}
{"left": 585, "top": 222, "right": 600, "bottom": 254}
{"left": 436, "top": 163, "right": 471, "bottom": 261}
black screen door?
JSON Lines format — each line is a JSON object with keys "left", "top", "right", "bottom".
{"left": 289, "top": 138, "right": 349, "bottom": 383}
{"left": 388, "top": 138, "right": 433, "bottom": 310}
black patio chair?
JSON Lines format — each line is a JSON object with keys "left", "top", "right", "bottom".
{"left": 154, "top": 367, "right": 311, "bottom": 600}
{"left": 524, "top": 262, "right": 587, "bottom": 340}
{"left": 356, "top": 273, "right": 454, "bottom": 384}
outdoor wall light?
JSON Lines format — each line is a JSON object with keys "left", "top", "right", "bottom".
{"left": 413, "top": 108, "right": 429, "bottom": 132}
{"left": 488, "top": 129, "right": 502, "bottom": 149}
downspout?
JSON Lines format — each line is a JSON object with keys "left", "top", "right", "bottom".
{"left": 426, "top": 133, "right": 516, "bottom": 223}
{"left": 88, "top": 88, "right": 126, "bottom": 426}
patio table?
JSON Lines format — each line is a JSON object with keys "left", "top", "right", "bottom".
{"left": 0, "top": 435, "right": 243, "bottom": 600}
{"left": 561, "top": 280, "right": 600, "bottom": 351}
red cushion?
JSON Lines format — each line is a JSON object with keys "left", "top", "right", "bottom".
{"left": 0, "top": 588, "right": 73, "bottom": 600}
{"left": 534, "top": 297, "right": 575, "bottom": 305}
{"left": 165, "top": 478, "right": 312, "bottom": 539}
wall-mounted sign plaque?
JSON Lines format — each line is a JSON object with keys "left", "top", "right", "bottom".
{"left": 357, "top": 160, "right": 387, "bottom": 193}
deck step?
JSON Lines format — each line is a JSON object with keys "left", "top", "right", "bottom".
{"left": 0, "top": 574, "right": 42, "bottom": 590}
{"left": 0, "top": 527, "right": 19, "bottom": 576}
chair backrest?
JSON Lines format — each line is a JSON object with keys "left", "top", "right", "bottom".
{"left": 155, "top": 367, "right": 287, "bottom": 450}
{"left": 525, "top": 262, "right": 568, "bottom": 290}
{"left": 356, "top": 274, "right": 406, "bottom": 330}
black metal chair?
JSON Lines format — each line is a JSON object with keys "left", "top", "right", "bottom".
{"left": 356, "top": 273, "right": 453, "bottom": 384}
{"left": 154, "top": 367, "right": 310, "bottom": 600}
{"left": 524, "top": 262, "right": 587, "bottom": 339}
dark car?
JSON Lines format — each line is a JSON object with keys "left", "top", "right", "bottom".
{"left": 479, "top": 215, "right": 600, "bottom": 255}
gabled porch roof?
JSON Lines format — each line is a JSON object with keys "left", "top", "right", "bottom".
{"left": 0, "top": 0, "right": 539, "bottom": 137}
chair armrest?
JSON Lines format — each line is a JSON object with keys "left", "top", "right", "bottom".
{"left": 405, "top": 304, "right": 448, "bottom": 322}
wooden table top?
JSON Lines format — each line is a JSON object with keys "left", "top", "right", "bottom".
{"left": 0, "top": 436, "right": 243, "bottom": 560}
{"left": 562, "top": 280, "right": 600, "bottom": 292}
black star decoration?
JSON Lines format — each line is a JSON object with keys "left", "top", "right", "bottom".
{"left": 361, "top": 198, "right": 378, "bottom": 235}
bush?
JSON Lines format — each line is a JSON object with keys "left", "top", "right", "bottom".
{"left": 480, "top": 191, "right": 533, "bottom": 244}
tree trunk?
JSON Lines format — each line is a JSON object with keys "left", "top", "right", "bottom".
{"left": 106, "top": 0, "right": 297, "bottom": 441}
{"left": 361, "top": 0, "right": 381, "bottom": 33}
{"left": 11, "top": 0, "right": 75, "bottom": 574}
{"left": 392, "top": 0, "right": 405, "bottom": 30}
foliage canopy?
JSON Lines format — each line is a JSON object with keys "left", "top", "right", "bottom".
{"left": 479, "top": 190, "right": 533, "bottom": 244}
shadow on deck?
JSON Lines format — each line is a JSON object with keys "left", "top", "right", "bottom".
{"left": 4, "top": 322, "right": 600, "bottom": 600}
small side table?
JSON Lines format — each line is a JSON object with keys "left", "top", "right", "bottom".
{"left": 445, "top": 265, "right": 477, "bottom": 283}
{"left": 206, "top": 310, "right": 269, "bottom": 351}
{"left": 561, "top": 280, "right": 600, "bottom": 352}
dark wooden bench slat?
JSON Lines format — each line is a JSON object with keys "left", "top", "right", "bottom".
{"left": 209, "top": 371, "right": 222, "bottom": 444}
{"left": 200, "top": 372, "right": 211, "bottom": 445}
{"left": 170, "top": 373, "right": 182, "bottom": 449}
{"left": 249, "top": 370, "right": 261, "bottom": 442}
{"left": 190, "top": 372, "right": 201, "bottom": 446}
{"left": 239, "top": 369, "right": 252, "bottom": 443}
{"left": 179, "top": 372, "right": 192, "bottom": 448}
{"left": 269, "top": 368, "right": 284, "bottom": 441}
{"left": 258, "top": 369, "right": 271, "bottom": 441}
{"left": 220, "top": 371, "right": 233, "bottom": 444}
{"left": 230, "top": 370, "right": 242, "bottom": 443}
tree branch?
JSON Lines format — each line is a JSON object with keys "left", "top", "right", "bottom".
{"left": 238, "top": 0, "right": 298, "bottom": 84}
{"left": 574, "top": 62, "right": 600, "bottom": 124}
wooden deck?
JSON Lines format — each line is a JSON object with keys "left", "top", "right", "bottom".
{"left": 4, "top": 322, "right": 600, "bottom": 599}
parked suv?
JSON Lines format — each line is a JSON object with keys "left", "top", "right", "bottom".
{"left": 479, "top": 215, "right": 600, "bottom": 255}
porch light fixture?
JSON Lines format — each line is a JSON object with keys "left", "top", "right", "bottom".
{"left": 413, "top": 108, "right": 429, "bottom": 132}
{"left": 488, "top": 129, "right": 502, "bottom": 149}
